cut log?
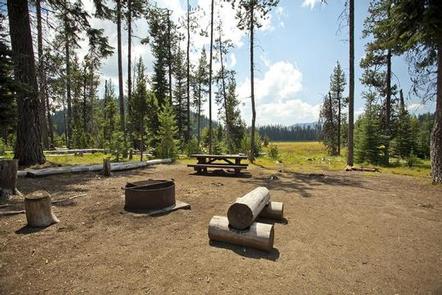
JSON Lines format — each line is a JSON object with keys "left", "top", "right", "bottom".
{"left": 208, "top": 216, "right": 274, "bottom": 252}
{"left": 258, "top": 201, "right": 284, "bottom": 220}
{"left": 345, "top": 165, "right": 379, "bottom": 172}
{"left": 103, "top": 158, "right": 111, "bottom": 177}
{"left": 0, "top": 159, "right": 19, "bottom": 200}
{"left": 227, "top": 187, "right": 270, "bottom": 230}
{"left": 24, "top": 191, "right": 59, "bottom": 227}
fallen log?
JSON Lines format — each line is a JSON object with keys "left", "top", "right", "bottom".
{"left": 24, "top": 191, "right": 59, "bottom": 227}
{"left": 208, "top": 216, "right": 274, "bottom": 252}
{"left": 26, "top": 158, "right": 173, "bottom": 177}
{"left": 258, "top": 201, "right": 284, "bottom": 220}
{"left": 345, "top": 166, "right": 379, "bottom": 172}
{"left": 0, "top": 210, "right": 25, "bottom": 216}
{"left": 227, "top": 187, "right": 270, "bottom": 230}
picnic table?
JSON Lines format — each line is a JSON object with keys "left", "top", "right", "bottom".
{"left": 188, "top": 154, "right": 249, "bottom": 175}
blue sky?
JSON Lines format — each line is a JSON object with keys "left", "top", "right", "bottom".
{"left": 82, "top": 0, "right": 434, "bottom": 126}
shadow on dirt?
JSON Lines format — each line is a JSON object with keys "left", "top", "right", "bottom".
{"left": 189, "top": 169, "right": 252, "bottom": 178}
{"left": 15, "top": 224, "right": 56, "bottom": 235}
{"left": 241, "top": 171, "right": 367, "bottom": 198}
{"left": 209, "top": 240, "right": 280, "bottom": 261}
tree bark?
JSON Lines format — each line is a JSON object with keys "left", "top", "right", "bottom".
{"left": 167, "top": 10, "right": 173, "bottom": 105}
{"left": 227, "top": 187, "right": 270, "bottom": 230}
{"left": 208, "top": 0, "right": 214, "bottom": 153}
{"left": 218, "top": 30, "right": 230, "bottom": 152}
{"left": 7, "top": 0, "right": 45, "bottom": 166}
{"left": 347, "top": 0, "right": 354, "bottom": 166}
{"left": 337, "top": 92, "right": 341, "bottom": 155}
{"left": 208, "top": 216, "right": 274, "bottom": 252}
{"left": 127, "top": 0, "right": 132, "bottom": 130}
{"left": 0, "top": 159, "right": 18, "bottom": 200}
{"left": 186, "top": 0, "right": 191, "bottom": 143}
{"left": 24, "top": 191, "right": 59, "bottom": 227}
{"left": 103, "top": 158, "right": 111, "bottom": 177}
{"left": 117, "top": 0, "right": 125, "bottom": 135}
{"left": 250, "top": 3, "right": 256, "bottom": 162}
{"left": 36, "top": 0, "right": 49, "bottom": 149}
{"left": 431, "top": 45, "right": 442, "bottom": 183}
{"left": 64, "top": 16, "right": 72, "bottom": 148}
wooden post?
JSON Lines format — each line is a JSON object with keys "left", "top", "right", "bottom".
{"left": 208, "top": 216, "right": 274, "bottom": 252}
{"left": 227, "top": 187, "right": 270, "bottom": 230}
{"left": 103, "top": 158, "right": 111, "bottom": 177}
{"left": 0, "top": 159, "right": 19, "bottom": 200}
{"left": 258, "top": 201, "right": 284, "bottom": 220}
{"left": 24, "top": 191, "right": 59, "bottom": 227}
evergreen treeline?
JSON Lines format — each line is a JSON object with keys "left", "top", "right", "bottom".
{"left": 3, "top": 0, "right": 280, "bottom": 165}
{"left": 258, "top": 125, "right": 321, "bottom": 142}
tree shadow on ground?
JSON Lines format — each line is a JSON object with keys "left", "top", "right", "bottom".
{"left": 209, "top": 240, "right": 280, "bottom": 261}
{"left": 189, "top": 169, "right": 252, "bottom": 178}
{"left": 240, "top": 171, "right": 367, "bottom": 198}
{"left": 16, "top": 166, "right": 157, "bottom": 196}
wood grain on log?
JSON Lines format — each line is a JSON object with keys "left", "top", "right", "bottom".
{"left": 227, "top": 187, "right": 270, "bottom": 230}
{"left": 208, "top": 216, "right": 274, "bottom": 252}
{"left": 258, "top": 201, "right": 284, "bottom": 220}
{"left": 103, "top": 158, "right": 111, "bottom": 177}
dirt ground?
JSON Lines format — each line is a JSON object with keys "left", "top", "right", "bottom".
{"left": 1, "top": 164, "right": 441, "bottom": 294}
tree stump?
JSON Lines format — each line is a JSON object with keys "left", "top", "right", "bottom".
{"left": 227, "top": 187, "right": 270, "bottom": 230}
{"left": 103, "top": 158, "right": 111, "bottom": 177}
{"left": 0, "top": 159, "right": 19, "bottom": 200}
{"left": 208, "top": 216, "right": 274, "bottom": 252}
{"left": 24, "top": 191, "right": 59, "bottom": 227}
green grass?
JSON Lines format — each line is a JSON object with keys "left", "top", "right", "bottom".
{"left": 256, "top": 141, "right": 431, "bottom": 178}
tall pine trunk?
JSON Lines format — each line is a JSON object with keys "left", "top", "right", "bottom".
{"left": 218, "top": 32, "right": 230, "bottom": 152}
{"left": 431, "top": 45, "right": 442, "bottom": 183}
{"left": 250, "top": 3, "right": 256, "bottom": 162}
{"left": 7, "top": 0, "right": 45, "bottom": 166}
{"left": 186, "top": 0, "right": 191, "bottom": 142}
{"left": 117, "top": 0, "right": 125, "bottom": 135}
{"left": 197, "top": 86, "right": 201, "bottom": 145}
{"left": 208, "top": 0, "right": 214, "bottom": 153}
{"left": 36, "top": 0, "right": 48, "bottom": 149}
{"left": 347, "top": 0, "right": 354, "bottom": 166}
{"left": 127, "top": 0, "right": 132, "bottom": 135}
{"left": 64, "top": 15, "right": 72, "bottom": 148}
{"left": 167, "top": 11, "right": 173, "bottom": 104}
{"left": 337, "top": 92, "right": 341, "bottom": 155}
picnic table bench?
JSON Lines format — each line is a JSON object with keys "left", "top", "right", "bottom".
{"left": 188, "top": 154, "right": 249, "bottom": 175}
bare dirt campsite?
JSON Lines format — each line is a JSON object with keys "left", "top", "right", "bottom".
{"left": 1, "top": 163, "right": 441, "bottom": 294}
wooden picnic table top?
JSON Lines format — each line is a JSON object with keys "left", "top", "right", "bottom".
{"left": 190, "top": 154, "right": 248, "bottom": 159}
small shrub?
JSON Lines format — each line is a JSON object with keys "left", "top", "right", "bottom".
{"left": 268, "top": 144, "right": 279, "bottom": 160}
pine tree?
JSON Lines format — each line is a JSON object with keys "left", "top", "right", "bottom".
{"left": 155, "top": 101, "right": 179, "bottom": 159}
{"left": 0, "top": 13, "right": 17, "bottom": 145}
{"left": 319, "top": 93, "right": 339, "bottom": 155}
{"left": 7, "top": 0, "right": 45, "bottom": 166}
{"left": 129, "top": 58, "right": 149, "bottom": 161}
{"left": 193, "top": 47, "right": 209, "bottom": 145}
{"left": 173, "top": 46, "right": 187, "bottom": 142}
{"left": 102, "top": 80, "right": 118, "bottom": 147}
{"left": 224, "top": 75, "right": 246, "bottom": 152}
{"left": 225, "top": 0, "right": 279, "bottom": 160}
{"left": 355, "top": 92, "right": 384, "bottom": 164}
{"left": 392, "top": 90, "right": 415, "bottom": 158}
{"left": 329, "top": 61, "right": 347, "bottom": 155}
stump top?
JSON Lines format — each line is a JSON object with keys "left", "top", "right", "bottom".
{"left": 25, "top": 190, "right": 51, "bottom": 200}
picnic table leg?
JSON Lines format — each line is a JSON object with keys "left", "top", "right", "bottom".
{"left": 234, "top": 168, "right": 240, "bottom": 175}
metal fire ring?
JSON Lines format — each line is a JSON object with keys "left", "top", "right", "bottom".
{"left": 124, "top": 179, "right": 176, "bottom": 212}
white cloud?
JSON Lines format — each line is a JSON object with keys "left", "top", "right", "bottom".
{"left": 302, "top": 0, "right": 322, "bottom": 9}
{"left": 237, "top": 60, "right": 320, "bottom": 125}
{"left": 238, "top": 61, "right": 303, "bottom": 103}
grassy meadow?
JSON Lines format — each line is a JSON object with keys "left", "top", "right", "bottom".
{"left": 257, "top": 141, "right": 431, "bottom": 178}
